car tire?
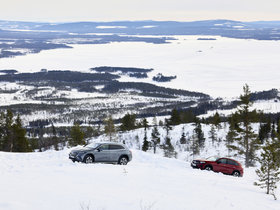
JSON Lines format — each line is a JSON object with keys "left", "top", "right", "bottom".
{"left": 232, "top": 171, "right": 240, "bottom": 177}
{"left": 204, "top": 165, "right": 212, "bottom": 171}
{"left": 83, "top": 155, "right": 94, "bottom": 164}
{"left": 118, "top": 156, "right": 128, "bottom": 165}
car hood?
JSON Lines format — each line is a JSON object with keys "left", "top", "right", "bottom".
{"left": 70, "top": 147, "right": 92, "bottom": 154}
{"left": 194, "top": 159, "right": 208, "bottom": 162}
{"left": 193, "top": 159, "right": 216, "bottom": 163}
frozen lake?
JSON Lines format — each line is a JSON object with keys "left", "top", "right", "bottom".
{"left": 1, "top": 36, "right": 280, "bottom": 98}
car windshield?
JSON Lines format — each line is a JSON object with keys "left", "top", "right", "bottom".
{"left": 206, "top": 156, "right": 219, "bottom": 161}
{"left": 84, "top": 143, "right": 101, "bottom": 149}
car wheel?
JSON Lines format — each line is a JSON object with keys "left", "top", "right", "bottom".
{"left": 205, "top": 165, "right": 212, "bottom": 171}
{"left": 84, "top": 155, "right": 94, "bottom": 164}
{"left": 118, "top": 156, "right": 128, "bottom": 165}
{"left": 232, "top": 171, "right": 240, "bottom": 177}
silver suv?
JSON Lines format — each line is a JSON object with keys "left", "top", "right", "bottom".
{"left": 69, "top": 142, "right": 132, "bottom": 165}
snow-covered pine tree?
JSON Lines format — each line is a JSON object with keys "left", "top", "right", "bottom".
{"left": 190, "top": 132, "right": 200, "bottom": 158}
{"left": 254, "top": 140, "right": 280, "bottom": 200}
{"left": 163, "top": 136, "right": 176, "bottom": 158}
{"left": 151, "top": 125, "right": 160, "bottom": 154}
{"left": 51, "top": 123, "right": 59, "bottom": 151}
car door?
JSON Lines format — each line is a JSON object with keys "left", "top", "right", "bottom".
{"left": 94, "top": 144, "right": 110, "bottom": 162}
{"left": 215, "top": 158, "right": 229, "bottom": 173}
{"left": 226, "top": 159, "right": 239, "bottom": 174}
{"left": 109, "top": 144, "right": 125, "bottom": 162}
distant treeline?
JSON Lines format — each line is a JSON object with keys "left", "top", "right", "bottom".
{"left": 91, "top": 66, "right": 153, "bottom": 73}
{"left": 103, "top": 81, "right": 210, "bottom": 98}
{"left": 152, "top": 73, "right": 177, "bottom": 82}
{"left": 0, "top": 70, "right": 119, "bottom": 83}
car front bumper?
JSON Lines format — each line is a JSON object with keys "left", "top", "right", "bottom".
{"left": 69, "top": 154, "right": 83, "bottom": 162}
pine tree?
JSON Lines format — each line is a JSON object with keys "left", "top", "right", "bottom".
{"left": 163, "top": 119, "right": 172, "bottom": 136}
{"left": 151, "top": 125, "right": 160, "bottom": 154}
{"left": 12, "top": 115, "right": 30, "bottom": 152}
{"left": 51, "top": 123, "right": 59, "bottom": 151}
{"left": 0, "top": 111, "right": 30, "bottom": 152}
{"left": 141, "top": 118, "right": 149, "bottom": 130}
{"left": 142, "top": 131, "right": 149, "bottom": 152}
{"left": 277, "top": 118, "right": 280, "bottom": 135}
{"left": 209, "top": 124, "right": 217, "bottom": 145}
{"left": 226, "top": 115, "right": 240, "bottom": 155}
{"left": 258, "top": 119, "right": 271, "bottom": 144}
{"left": 69, "top": 123, "right": 85, "bottom": 146}
{"left": 228, "top": 84, "right": 259, "bottom": 167}
{"left": 163, "top": 136, "right": 176, "bottom": 158}
{"left": 170, "top": 108, "right": 181, "bottom": 125}
{"left": 120, "top": 113, "right": 136, "bottom": 131}
{"left": 254, "top": 140, "right": 280, "bottom": 200}
{"left": 3, "top": 110, "right": 14, "bottom": 152}
{"left": 190, "top": 132, "right": 200, "bottom": 157}
{"left": 194, "top": 120, "right": 205, "bottom": 149}
{"left": 104, "top": 116, "right": 116, "bottom": 142}
{"left": 271, "top": 121, "right": 277, "bottom": 140}
{"left": 181, "top": 110, "right": 195, "bottom": 123}
{"left": 0, "top": 111, "right": 5, "bottom": 150}
{"left": 212, "top": 112, "right": 222, "bottom": 129}
{"left": 180, "top": 127, "right": 187, "bottom": 144}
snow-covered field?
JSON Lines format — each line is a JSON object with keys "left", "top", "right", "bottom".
{"left": 0, "top": 149, "right": 279, "bottom": 210}
{"left": 1, "top": 123, "right": 280, "bottom": 210}
{"left": 1, "top": 36, "right": 280, "bottom": 97}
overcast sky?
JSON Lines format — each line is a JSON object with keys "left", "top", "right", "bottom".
{"left": 1, "top": 0, "right": 280, "bottom": 22}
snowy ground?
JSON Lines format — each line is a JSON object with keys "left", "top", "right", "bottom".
{"left": 0, "top": 148, "right": 279, "bottom": 210}
{"left": 1, "top": 36, "right": 280, "bottom": 97}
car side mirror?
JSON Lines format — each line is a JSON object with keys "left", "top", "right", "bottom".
{"left": 97, "top": 148, "right": 101, "bottom": 152}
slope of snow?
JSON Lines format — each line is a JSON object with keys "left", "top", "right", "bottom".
{"left": 1, "top": 122, "right": 280, "bottom": 209}
{"left": 0, "top": 149, "right": 279, "bottom": 210}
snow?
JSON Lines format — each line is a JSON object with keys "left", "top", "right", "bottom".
{"left": 200, "top": 99, "right": 280, "bottom": 118}
{"left": 1, "top": 122, "right": 280, "bottom": 209}
{"left": 96, "top": 26, "right": 127, "bottom": 29}
{"left": 1, "top": 36, "right": 280, "bottom": 98}
{"left": 137, "top": 25, "right": 157, "bottom": 29}
{"left": 0, "top": 148, "right": 279, "bottom": 210}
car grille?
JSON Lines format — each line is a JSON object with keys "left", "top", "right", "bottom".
{"left": 70, "top": 152, "right": 77, "bottom": 157}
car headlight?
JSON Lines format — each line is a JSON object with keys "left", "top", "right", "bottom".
{"left": 200, "top": 161, "right": 206, "bottom": 164}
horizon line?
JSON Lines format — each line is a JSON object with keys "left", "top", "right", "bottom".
{"left": 1, "top": 18, "right": 280, "bottom": 24}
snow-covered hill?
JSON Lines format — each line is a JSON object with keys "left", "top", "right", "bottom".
{"left": 0, "top": 148, "right": 279, "bottom": 210}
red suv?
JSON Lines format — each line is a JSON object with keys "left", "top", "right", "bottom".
{"left": 191, "top": 156, "right": 243, "bottom": 177}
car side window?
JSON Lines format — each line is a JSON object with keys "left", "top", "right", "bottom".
{"left": 217, "top": 158, "right": 227, "bottom": 164}
{"left": 109, "top": 144, "right": 124, "bottom": 150}
{"left": 99, "top": 144, "right": 109, "bottom": 150}
{"left": 227, "top": 159, "right": 238, "bottom": 166}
